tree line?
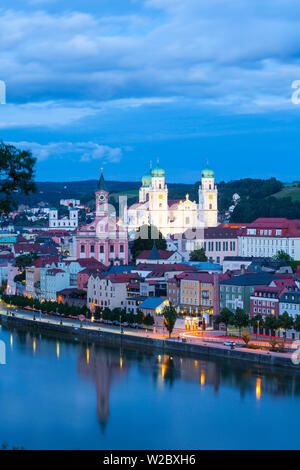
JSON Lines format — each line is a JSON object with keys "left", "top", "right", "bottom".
{"left": 216, "top": 307, "right": 300, "bottom": 338}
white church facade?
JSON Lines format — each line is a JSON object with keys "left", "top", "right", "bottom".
{"left": 126, "top": 162, "right": 218, "bottom": 237}
{"left": 49, "top": 207, "right": 79, "bottom": 229}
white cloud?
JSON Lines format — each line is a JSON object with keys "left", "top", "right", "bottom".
{"left": 0, "top": 1, "right": 300, "bottom": 116}
{"left": 8, "top": 140, "right": 126, "bottom": 164}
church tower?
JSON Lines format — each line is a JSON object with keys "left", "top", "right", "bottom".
{"left": 95, "top": 168, "right": 110, "bottom": 237}
{"left": 148, "top": 160, "right": 168, "bottom": 235}
{"left": 198, "top": 164, "right": 218, "bottom": 227}
{"left": 139, "top": 163, "right": 152, "bottom": 202}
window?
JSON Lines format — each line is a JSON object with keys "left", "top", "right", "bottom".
{"left": 120, "top": 245, "right": 124, "bottom": 253}
{"left": 110, "top": 245, "right": 114, "bottom": 253}
{"left": 80, "top": 245, "right": 85, "bottom": 253}
{"left": 90, "top": 245, "right": 95, "bottom": 253}
{"left": 100, "top": 245, "right": 104, "bottom": 253}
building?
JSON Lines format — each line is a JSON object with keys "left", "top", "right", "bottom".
{"left": 219, "top": 272, "right": 282, "bottom": 314}
{"left": 176, "top": 226, "right": 240, "bottom": 263}
{"left": 57, "top": 288, "right": 87, "bottom": 307}
{"left": 76, "top": 170, "right": 128, "bottom": 266}
{"left": 139, "top": 297, "right": 169, "bottom": 329}
{"left": 40, "top": 268, "right": 71, "bottom": 301}
{"left": 87, "top": 272, "right": 139, "bottom": 310}
{"left": 222, "top": 256, "right": 253, "bottom": 273}
{"left": 279, "top": 291, "right": 300, "bottom": 339}
{"left": 126, "top": 162, "right": 218, "bottom": 237}
{"left": 49, "top": 207, "right": 79, "bottom": 229}
{"left": 250, "top": 286, "right": 284, "bottom": 319}
{"left": 178, "top": 272, "right": 215, "bottom": 322}
{"left": 238, "top": 218, "right": 300, "bottom": 260}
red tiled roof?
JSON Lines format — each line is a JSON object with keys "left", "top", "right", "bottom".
{"left": 177, "top": 272, "right": 214, "bottom": 283}
{"left": 241, "top": 218, "right": 300, "bottom": 238}
{"left": 137, "top": 250, "right": 176, "bottom": 260}
{"left": 134, "top": 263, "right": 198, "bottom": 272}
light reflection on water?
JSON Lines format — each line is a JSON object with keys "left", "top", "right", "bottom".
{"left": 0, "top": 325, "right": 300, "bottom": 450}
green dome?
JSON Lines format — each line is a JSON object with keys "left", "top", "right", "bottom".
{"left": 142, "top": 170, "right": 152, "bottom": 187}
{"left": 152, "top": 164, "right": 165, "bottom": 177}
{"left": 202, "top": 166, "right": 214, "bottom": 178}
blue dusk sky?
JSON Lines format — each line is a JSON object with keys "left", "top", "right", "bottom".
{"left": 0, "top": 0, "right": 299, "bottom": 183}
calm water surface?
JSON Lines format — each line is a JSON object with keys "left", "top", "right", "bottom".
{"left": 0, "top": 324, "right": 300, "bottom": 450}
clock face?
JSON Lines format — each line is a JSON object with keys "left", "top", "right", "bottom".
{"left": 209, "top": 195, "right": 213, "bottom": 200}
{"left": 98, "top": 194, "right": 106, "bottom": 202}
{"left": 159, "top": 194, "right": 163, "bottom": 199}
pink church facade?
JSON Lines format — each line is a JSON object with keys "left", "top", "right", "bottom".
{"left": 76, "top": 170, "right": 128, "bottom": 266}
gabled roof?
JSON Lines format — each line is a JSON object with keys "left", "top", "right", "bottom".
{"left": 139, "top": 297, "right": 167, "bottom": 310}
{"left": 220, "top": 272, "right": 280, "bottom": 286}
{"left": 137, "top": 248, "right": 177, "bottom": 260}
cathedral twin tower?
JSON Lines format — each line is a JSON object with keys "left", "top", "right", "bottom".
{"left": 126, "top": 161, "right": 218, "bottom": 237}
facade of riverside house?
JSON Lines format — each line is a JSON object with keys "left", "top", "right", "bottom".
{"left": 279, "top": 291, "right": 300, "bottom": 339}
{"left": 139, "top": 297, "right": 169, "bottom": 327}
{"left": 250, "top": 286, "right": 284, "bottom": 319}
{"left": 40, "top": 268, "right": 71, "bottom": 301}
{"left": 6, "top": 264, "right": 20, "bottom": 295}
{"left": 77, "top": 267, "right": 105, "bottom": 291}
{"left": 179, "top": 272, "right": 214, "bottom": 317}
{"left": 126, "top": 296, "right": 147, "bottom": 314}
{"left": 87, "top": 273, "right": 140, "bottom": 310}
{"left": 175, "top": 226, "right": 240, "bottom": 264}
{"left": 238, "top": 218, "right": 300, "bottom": 260}
{"left": 57, "top": 288, "right": 87, "bottom": 307}
{"left": 167, "top": 276, "right": 181, "bottom": 307}
{"left": 76, "top": 169, "right": 128, "bottom": 266}
{"left": 219, "top": 273, "right": 282, "bottom": 314}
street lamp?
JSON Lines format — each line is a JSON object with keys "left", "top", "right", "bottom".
{"left": 257, "top": 320, "right": 260, "bottom": 342}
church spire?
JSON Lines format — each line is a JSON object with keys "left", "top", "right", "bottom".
{"left": 98, "top": 167, "right": 108, "bottom": 192}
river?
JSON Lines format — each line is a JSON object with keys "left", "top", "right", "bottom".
{"left": 0, "top": 324, "right": 299, "bottom": 450}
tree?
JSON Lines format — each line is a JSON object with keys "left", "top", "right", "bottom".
{"left": 241, "top": 332, "right": 251, "bottom": 345}
{"left": 234, "top": 307, "right": 249, "bottom": 336}
{"left": 215, "top": 307, "right": 235, "bottom": 336}
{"left": 264, "top": 315, "right": 280, "bottom": 336}
{"left": 294, "top": 315, "right": 300, "bottom": 334}
{"left": 15, "top": 253, "right": 38, "bottom": 270}
{"left": 0, "top": 141, "right": 36, "bottom": 214}
{"left": 189, "top": 247, "right": 208, "bottom": 262}
{"left": 278, "top": 311, "right": 294, "bottom": 338}
{"left": 273, "top": 250, "right": 297, "bottom": 272}
{"left": 163, "top": 303, "right": 177, "bottom": 338}
{"left": 250, "top": 314, "right": 264, "bottom": 333}
{"left": 130, "top": 224, "right": 167, "bottom": 260}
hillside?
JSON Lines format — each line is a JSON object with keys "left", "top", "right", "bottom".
{"left": 272, "top": 186, "right": 300, "bottom": 203}
{"left": 8, "top": 177, "right": 300, "bottom": 222}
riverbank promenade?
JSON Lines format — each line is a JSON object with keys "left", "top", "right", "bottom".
{"left": 1, "top": 302, "right": 299, "bottom": 369}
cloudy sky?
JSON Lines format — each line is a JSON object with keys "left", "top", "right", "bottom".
{"left": 0, "top": 0, "right": 299, "bottom": 183}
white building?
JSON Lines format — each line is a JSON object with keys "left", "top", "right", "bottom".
{"left": 49, "top": 208, "right": 79, "bottom": 229}
{"left": 39, "top": 267, "right": 71, "bottom": 301}
{"left": 238, "top": 218, "right": 300, "bottom": 260}
{"left": 126, "top": 162, "right": 218, "bottom": 237}
{"left": 279, "top": 291, "right": 300, "bottom": 339}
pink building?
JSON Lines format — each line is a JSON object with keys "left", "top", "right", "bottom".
{"left": 76, "top": 170, "right": 128, "bottom": 266}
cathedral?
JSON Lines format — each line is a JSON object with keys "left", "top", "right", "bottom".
{"left": 126, "top": 162, "right": 218, "bottom": 237}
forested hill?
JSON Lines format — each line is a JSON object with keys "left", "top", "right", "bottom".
{"left": 11, "top": 177, "right": 300, "bottom": 222}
